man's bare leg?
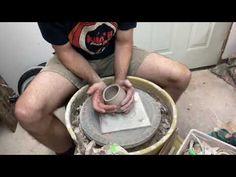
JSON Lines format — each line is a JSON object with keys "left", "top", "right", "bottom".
{"left": 135, "top": 53, "right": 191, "bottom": 102}
{"left": 15, "top": 71, "right": 77, "bottom": 153}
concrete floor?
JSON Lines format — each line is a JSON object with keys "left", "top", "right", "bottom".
{"left": 176, "top": 69, "right": 236, "bottom": 138}
{"left": 0, "top": 69, "right": 236, "bottom": 154}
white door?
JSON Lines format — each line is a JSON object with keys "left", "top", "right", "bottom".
{"left": 134, "top": 22, "right": 232, "bottom": 69}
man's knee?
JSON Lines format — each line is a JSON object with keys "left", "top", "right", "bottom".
{"left": 172, "top": 64, "right": 191, "bottom": 90}
{"left": 15, "top": 96, "right": 44, "bottom": 128}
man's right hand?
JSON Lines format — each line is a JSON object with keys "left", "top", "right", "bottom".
{"left": 87, "top": 82, "right": 117, "bottom": 113}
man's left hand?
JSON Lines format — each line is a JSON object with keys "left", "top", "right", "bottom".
{"left": 115, "top": 79, "right": 135, "bottom": 114}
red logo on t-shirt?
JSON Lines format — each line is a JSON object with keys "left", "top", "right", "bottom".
{"left": 69, "top": 22, "right": 117, "bottom": 55}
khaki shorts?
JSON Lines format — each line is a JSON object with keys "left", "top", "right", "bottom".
{"left": 41, "top": 46, "right": 149, "bottom": 89}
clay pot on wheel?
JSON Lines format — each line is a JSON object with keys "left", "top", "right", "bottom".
{"left": 102, "top": 84, "right": 126, "bottom": 112}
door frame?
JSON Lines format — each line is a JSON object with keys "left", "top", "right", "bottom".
{"left": 218, "top": 23, "right": 233, "bottom": 63}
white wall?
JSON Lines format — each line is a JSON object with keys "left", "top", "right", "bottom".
{"left": 0, "top": 22, "right": 53, "bottom": 93}
{"left": 222, "top": 23, "right": 236, "bottom": 59}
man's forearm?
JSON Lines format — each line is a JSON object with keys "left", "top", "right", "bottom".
{"left": 114, "top": 41, "right": 132, "bottom": 82}
{"left": 54, "top": 45, "right": 101, "bottom": 85}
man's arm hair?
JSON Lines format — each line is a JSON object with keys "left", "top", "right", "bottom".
{"left": 53, "top": 43, "right": 101, "bottom": 85}
{"left": 114, "top": 29, "right": 133, "bottom": 82}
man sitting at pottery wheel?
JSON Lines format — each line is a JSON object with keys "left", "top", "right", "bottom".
{"left": 15, "top": 22, "right": 191, "bottom": 155}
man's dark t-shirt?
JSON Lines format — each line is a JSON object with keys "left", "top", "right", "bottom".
{"left": 38, "top": 22, "right": 137, "bottom": 60}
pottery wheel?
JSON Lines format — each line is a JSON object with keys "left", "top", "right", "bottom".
{"left": 79, "top": 89, "right": 162, "bottom": 149}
